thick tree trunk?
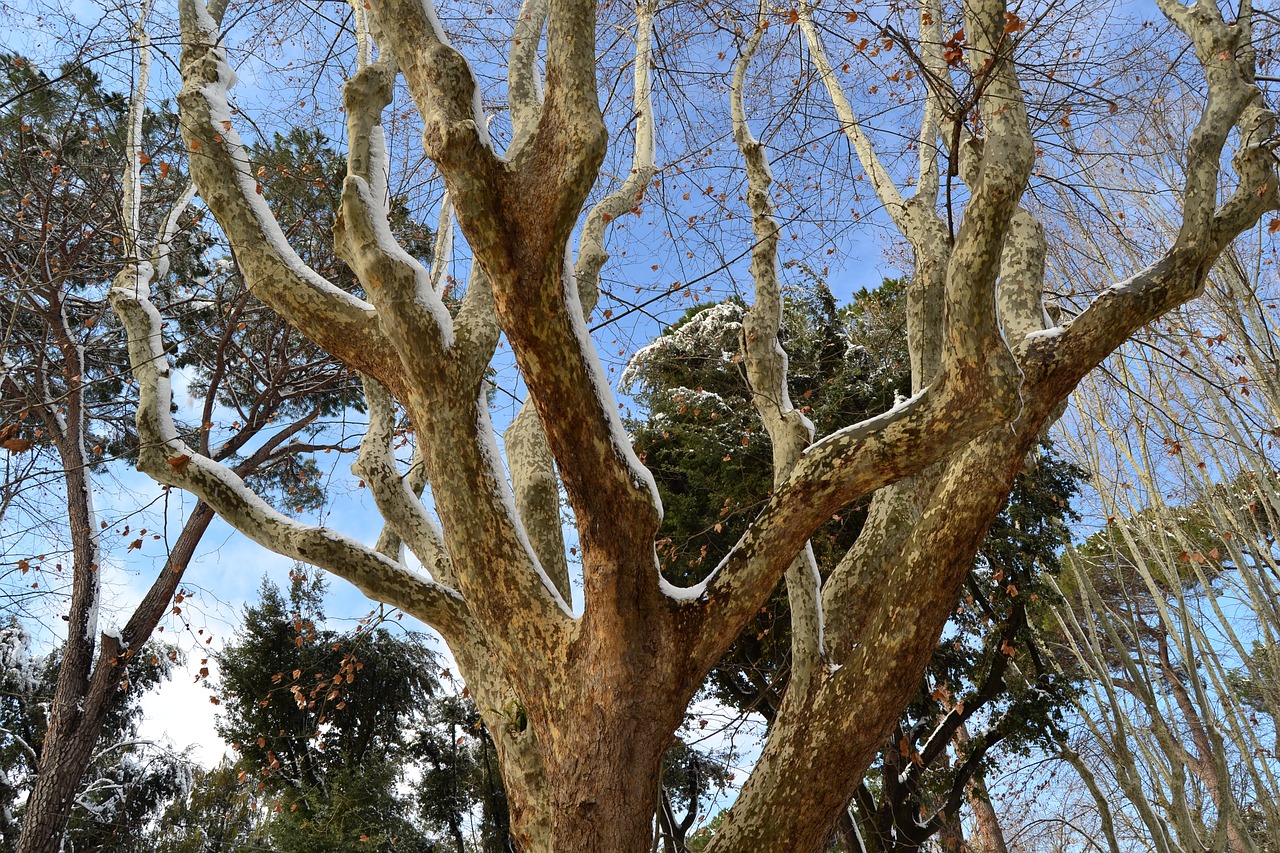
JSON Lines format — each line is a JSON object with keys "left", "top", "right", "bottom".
{"left": 488, "top": 689, "right": 673, "bottom": 851}
{"left": 937, "top": 813, "right": 964, "bottom": 853}
{"left": 543, "top": 741, "right": 665, "bottom": 853}
{"left": 142, "top": 4, "right": 1280, "bottom": 853}
{"left": 538, "top": 646, "right": 685, "bottom": 852}
{"left": 952, "top": 721, "right": 1009, "bottom": 853}
{"left": 966, "top": 773, "right": 1009, "bottom": 853}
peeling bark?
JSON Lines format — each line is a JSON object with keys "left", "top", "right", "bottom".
{"left": 102, "top": 0, "right": 1280, "bottom": 850}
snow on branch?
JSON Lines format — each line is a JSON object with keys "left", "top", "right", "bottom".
{"left": 176, "top": 0, "right": 400, "bottom": 389}
{"left": 353, "top": 376, "right": 455, "bottom": 586}
{"left": 728, "top": 0, "right": 824, "bottom": 687}
{"left": 1023, "top": 0, "right": 1279, "bottom": 387}
{"left": 107, "top": 269, "right": 471, "bottom": 642}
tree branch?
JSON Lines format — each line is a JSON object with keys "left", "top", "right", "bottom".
{"left": 731, "top": 0, "right": 824, "bottom": 689}
{"left": 108, "top": 268, "right": 471, "bottom": 642}
{"left": 176, "top": 0, "right": 401, "bottom": 391}
{"left": 352, "top": 375, "right": 455, "bottom": 585}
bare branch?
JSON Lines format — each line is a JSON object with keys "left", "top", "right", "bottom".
{"left": 796, "top": 0, "right": 910, "bottom": 233}
{"left": 731, "top": 0, "right": 823, "bottom": 688}
{"left": 352, "top": 375, "right": 455, "bottom": 585}
{"left": 176, "top": 0, "right": 401, "bottom": 390}
{"left": 508, "top": 0, "right": 549, "bottom": 153}
{"left": 108, "top": 270, "right": 471, "bottom": 641}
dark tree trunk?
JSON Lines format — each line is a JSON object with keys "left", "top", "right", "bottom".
{"left": 15, "top": 504, "right": 214, "bottom": 853}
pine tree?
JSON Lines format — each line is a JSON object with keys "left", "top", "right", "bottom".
{"left": 0, "top": 621, "right": 189, "bottom": 853}
{"left": 210, "top": 571, "right": 510, "bottom": 852}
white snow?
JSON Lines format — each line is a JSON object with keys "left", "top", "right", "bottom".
{"left": 189, "top": 15, "right": 381, "bottom": 320}
{"left": 474, "top": 387, "right": 575, "bottom": 616}
{"left": 621, "top": 301, "right": 745, "bottom": 393}
{"left": 1024, "top": 325, "right": 1065, "bottom": 343}
{"left": 349, "top": 177, "right": 456, "bottom": 347}
{"left": 562, "top": 248, "right": 663, "bottom": 516}
{"left": 802, "top": 386, "right": 930, "bottom": 455}
{"left": 658, "top": 575, "right": 708, "bottom": 602}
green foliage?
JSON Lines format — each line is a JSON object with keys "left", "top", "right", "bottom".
{"left": 152, "top": 759, "right": 263, "bottom": 853}
{"left": 412, "top": 693, "right": 511, "bottom": 853}
{"left": 625, "top": 278, "right": 1086, "bottom": 847}
{"left": 623, "top": 278, "right": 910, "bottom": 717}
{"left": 928, "top": 447, "right": 1086, "bottom": 757}
{"left": 168, "top": 129, "right": 437, "bottom": 514}
{"left": 0, "top": 52, "right": 205, "bottom": 461}
{"left": 1058, "top": 470, "right": 1278, "bottom": 662}
{"left": 686, "top": 810, "right": 725, "bottom": 853}
{"left": 1230, "top": 640, "right": 1280, "bottom": 719}
{"left": 849, "top": 446, "right": 1087, "bottom": 849}
{"left": 1065, "top": 471, "right": 1273, "bottom": 606}
{"left": 206, "top": 570, "right": 509, "bottom": 852}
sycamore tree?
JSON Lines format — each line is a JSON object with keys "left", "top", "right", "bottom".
{"left": 103, "top": 0, "right": 1280, "bottom": 849}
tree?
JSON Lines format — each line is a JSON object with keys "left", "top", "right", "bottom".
{"left": 0, "top": 621, "right": 190, "bottom": 853}
{"left": 0, "top": 40, "right": 215, "bottom": 853}
{"left": 622, "top": 279, "right": 910, "bottom": 723}
{"left": 625, "top": 284, "right": 1083, "bottom": 852}
{"left": 152, "top": 759, "right": 266, "bottom": 853}
{"left": 968, "top": 110, "right": 1280, "bottom": 852}
{"left": 210, "top": 571, "right": 509, "bottom": 853}
{"left": 105, "top": 0, "right": 1280, "bottom": 850}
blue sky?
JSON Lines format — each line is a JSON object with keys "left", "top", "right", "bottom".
{"left": 0, "top": 0, "right": 1211, "bottom": 809}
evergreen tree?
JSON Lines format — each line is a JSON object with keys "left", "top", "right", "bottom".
{"left": 152, "top": 759, "right": 264, "bottom": 853}
{"left": 0, "top": 62, "right": 418, "bottom": 853}
{"left": 0, "top": 621, "right": 189, "bottom": 853}
{"left": 622, "top": 278, "right": 911, "bottom": 720}
{"left": 208, "top": 571, "right": 510, "bottom": 852}
{"left": 0, "top": 52, "right": 205, "bottom": 464}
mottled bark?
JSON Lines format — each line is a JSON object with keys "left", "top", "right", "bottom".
{"left": 103, "top": 0, "right": 1280, "bottom": 851}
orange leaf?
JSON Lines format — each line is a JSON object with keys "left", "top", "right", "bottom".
{"left": 2, "top": 437, "right": 32, "bottom": 453}
{"left": 845, "top": 10, "right": 858, "bottom": 21}
{"left": 784, "top": 8, "right": 800, "bottom": 24}
{"left": 166, "top": 454, "right": 192, "bottom": 474}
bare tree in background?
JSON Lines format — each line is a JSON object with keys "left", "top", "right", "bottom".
{"left": 98, "top": 0, "right": 1280, "bottom": 849}
{"left": 1045, "top": 243, "right": 1280, "bottom": 853}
